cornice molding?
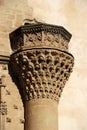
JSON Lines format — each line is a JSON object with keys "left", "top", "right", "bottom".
{"left": 10, "top": 23, "right": 72, "bottom": 42}
{"left": 0, "top": 55, "right": 10, "bottom": 64}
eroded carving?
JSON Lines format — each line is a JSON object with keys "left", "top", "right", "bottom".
{"left": 9, "top": 23, "right": 71, "bottom": 52}
{"left": 0, "top": 101, "right": 7, "bottom": 115}
{"left": 9, "top": 49, "right": 74, "bottom": 102}
{"left": 0, "top": 75, "right": 6, "bottom": 87}
{"left": 9, "top": 22, "right": 74, "bottom": 103}
{"left": 6, "top": 117, "right": 11, "bottom": 123}
{"left": 13, "top": 32, "right": 69, "bottom": 52}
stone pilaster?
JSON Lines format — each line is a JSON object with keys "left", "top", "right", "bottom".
{"left": 9, "top": 19, "right": 74, "bottom": 130}
{"left": 0, "top": 55, "right": 9, "bottom": 130}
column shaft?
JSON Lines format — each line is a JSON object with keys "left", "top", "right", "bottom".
{"left": 25, "top": 99, "right": 58, "bottom": 130}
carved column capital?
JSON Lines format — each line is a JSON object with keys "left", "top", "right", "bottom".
{"left": 9, "top": 21, "right": 74, "bottom": 130}
{"left": 10, "top": 49, "right": 74, "bottom": 102}
{"left": 9, "top": 22, "right": 74, "bottom": 103}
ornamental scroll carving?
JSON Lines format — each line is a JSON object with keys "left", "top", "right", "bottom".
{"left": 10, "top": 49, "right": 74, "bottom": 102}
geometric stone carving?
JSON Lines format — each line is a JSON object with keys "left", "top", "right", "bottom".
{"left": 9, "top": 23, "right": 71, "bottom": 52}
{"left": 10, "top": 49, "right": 74, "bottom": 102}
{"left": 24, "top": 32, "right": 69, "bottom": 51}
{"left": 9, "top": 20, "right": 74, "bottom": 130}
{"left": 9, "top": 21, "right": 74, "bottom": 104}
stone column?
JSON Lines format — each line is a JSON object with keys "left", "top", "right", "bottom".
{"left": 9, "top": 20, "right": 74, "bottom": 130}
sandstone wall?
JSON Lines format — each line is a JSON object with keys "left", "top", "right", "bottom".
{"left": 0, "top": 0, "right": 33, "bottom": 55}
{"left": 0, "top": 0, "right": 32, "bottom": 130}
{"left": 0, "top": 60, "right": 24, "bottom": 130}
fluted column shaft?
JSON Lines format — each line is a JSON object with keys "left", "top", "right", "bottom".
{"left": 9, "top": 20, "right": 74, "bottom": 130}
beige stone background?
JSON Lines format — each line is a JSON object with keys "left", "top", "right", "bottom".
{"left": 0, "top": 0, "right": 87, "bottom": 130}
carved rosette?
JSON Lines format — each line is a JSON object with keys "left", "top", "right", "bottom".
{"left": 9, "top": 22, "right": 74, "bottom": 103}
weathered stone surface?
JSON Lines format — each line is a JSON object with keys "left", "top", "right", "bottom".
{"left": 10, "top": 49, "right": 73, "bottom": 102}
{"left": 9, "top": 21, "right": 74, "bottom": 130}
{"left": 1, "top": 0, "right": 87, "bottom": 130}
{"left": 0, "top": 55, "right": 24, "bottom": 130}
{"left": 9, "top": 23, "right": 71, "bottom": 52}
{"left": 25, "top": 99, "right": 58, "bottom": 130}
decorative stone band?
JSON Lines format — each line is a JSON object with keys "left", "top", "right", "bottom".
{"left": 9, "top": 24, "right": 72, "bottom": 52}
{"left": 9, "top": 48, "right": 74, "bottom": 102}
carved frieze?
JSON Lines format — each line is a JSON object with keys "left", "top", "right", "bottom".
{"left": 9, "top": 23, "right": 71, "bottom": 52}
{"left": 24, "top": 32, "right": 68, "bottom": 51}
